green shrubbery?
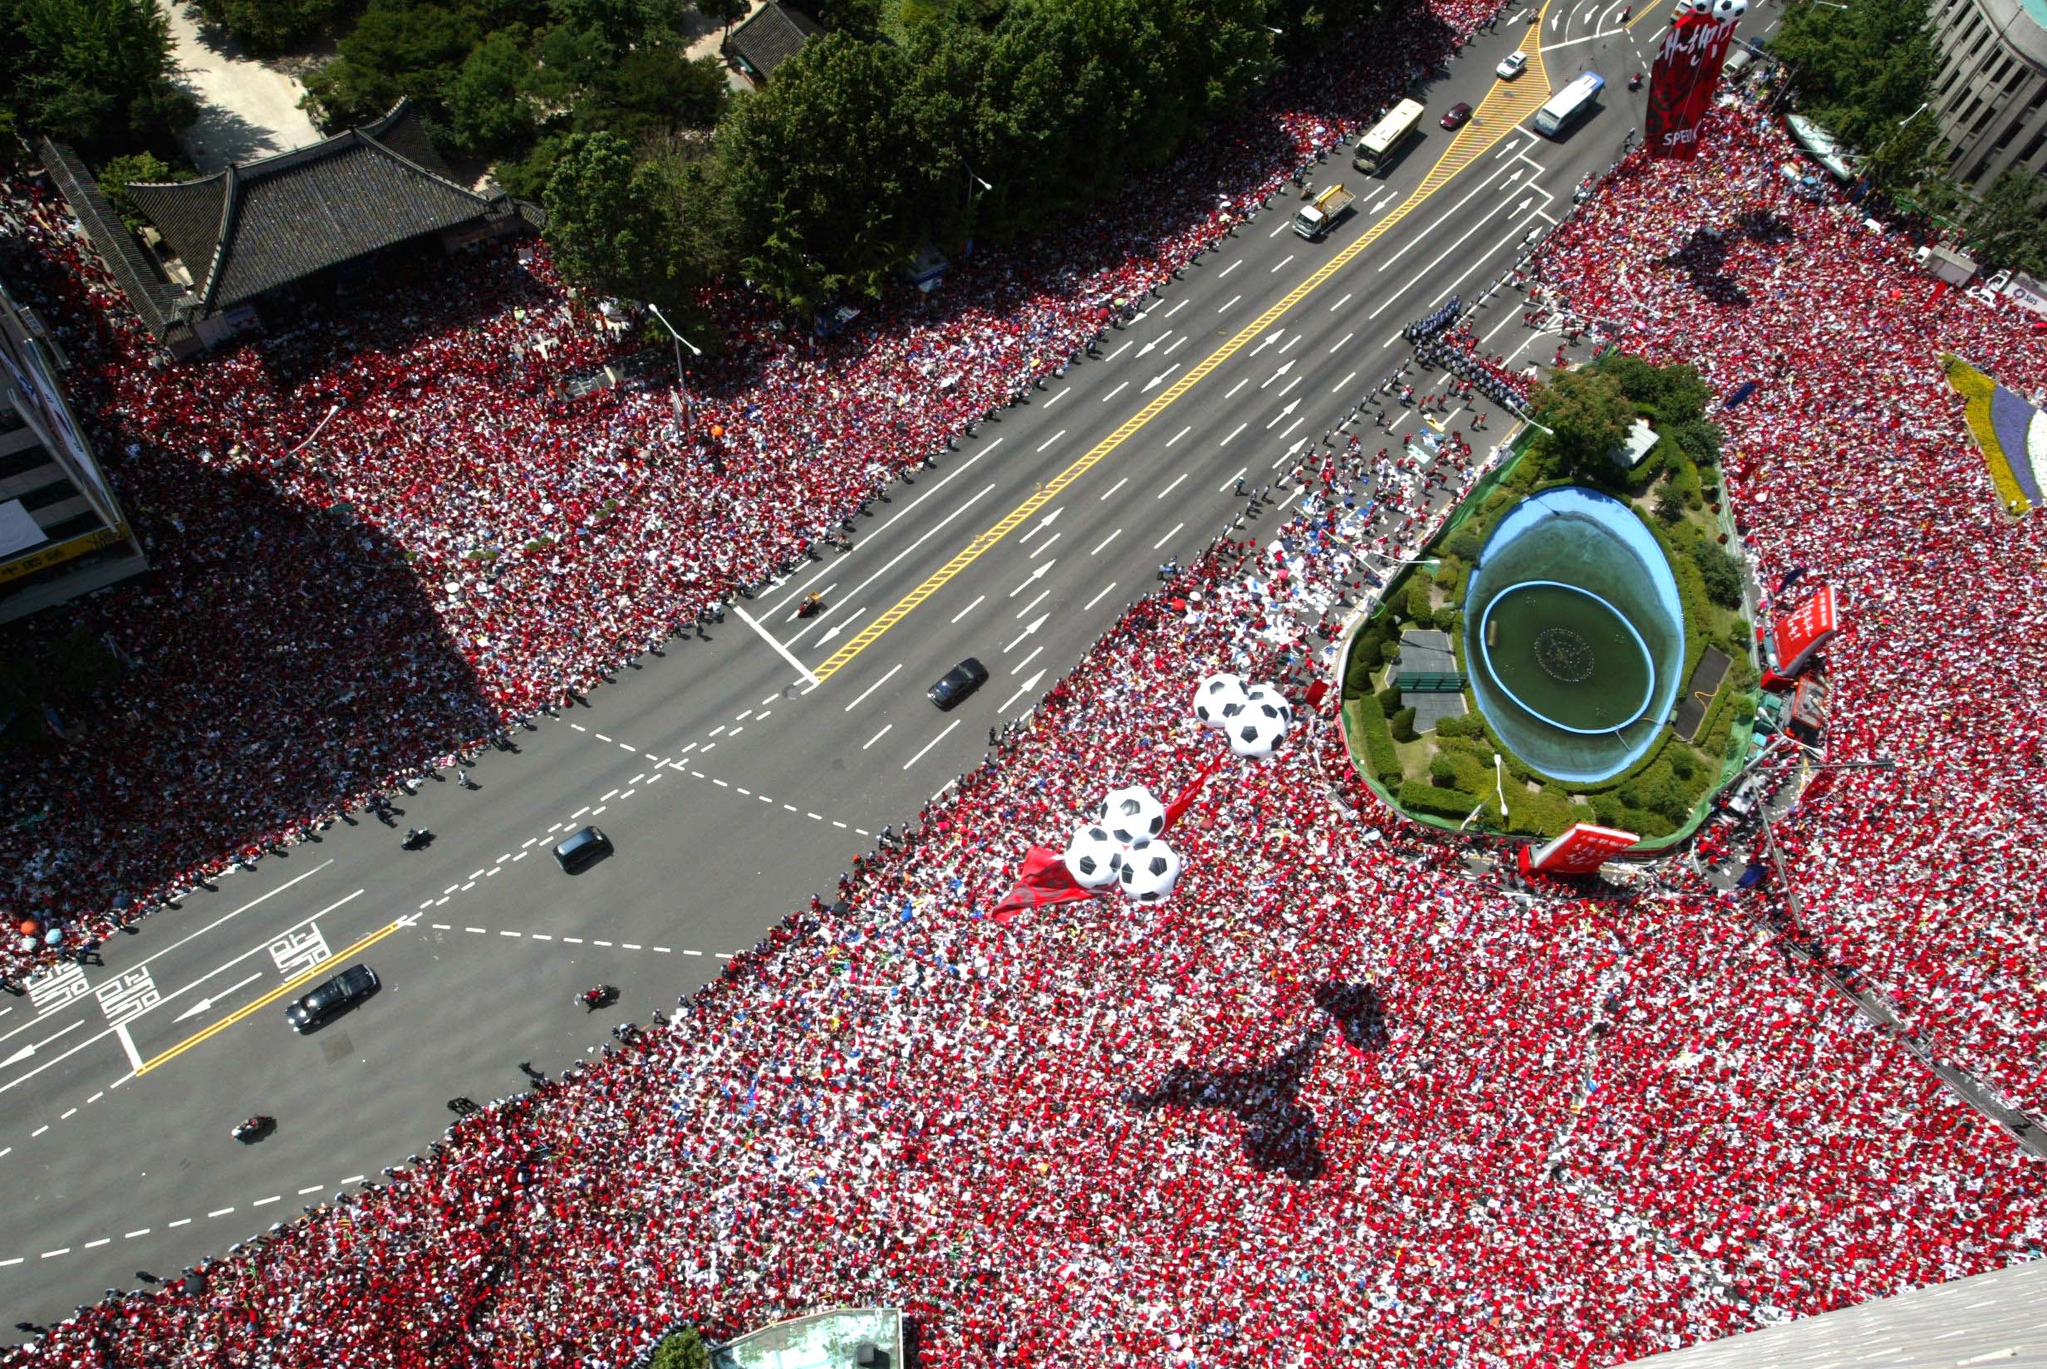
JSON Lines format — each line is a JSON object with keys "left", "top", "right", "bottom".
{"left": 1347, "top": 696, "right": 1402, "bottom": 783}
{"left": 1686, "top": 538, "right": 1746, "bottom": 608}
{"left": 1390, "top": 706, "right": 1419, "bottom": 743}
{"left": 1399, "top": 779, "right": 1482, "bottom": 821}
{"left": 649, "top": 1329, "right": 710, "bottom": 1369}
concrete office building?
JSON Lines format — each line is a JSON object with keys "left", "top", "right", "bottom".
{"left": 0, "top": 270, "right": 148, "bottom": 624}
{"left": 1930, "top": 0, "right": 2047, "bottom": 190}
{"left": 1615, "top": 1257, "right": 2046, "bottom": 1369}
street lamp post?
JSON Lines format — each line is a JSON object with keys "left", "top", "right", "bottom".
{"left": 644, "top": 303, "right": 702, "bottom": 425}
{"left": 644, "top": 302, "right": 702, "bottom": 377}
{"left": 964, "top": 164, "right": 993, "bottom": 258}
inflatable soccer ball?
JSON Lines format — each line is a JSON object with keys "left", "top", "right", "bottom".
{"left": 1063, "top": 825, "right": 1125, "bottom": 889}
{"left": 1118, "top": 840, "right": 1182, "bottom": 903}
{"left": 1710, "top": 0, "right": 1745, "bottom": 18}
{"left": 1240, "top": 683, "right": 1294, "bottom": 731}
{"left": 1192, "top": 672, "right": 1250, "bottom": 729}
{"left": 1098, "top": 785, "right": 1166, "bottom": 848}
{"left": 1230, "top": 706, "right": 1290, "bottom": 759}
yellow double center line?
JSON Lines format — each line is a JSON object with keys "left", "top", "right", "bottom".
{"left": 811, "top": 26, "right": 1555, "bottom": 682}
{"left": 134, "top": 919, "right": 407, "bottom": 1076}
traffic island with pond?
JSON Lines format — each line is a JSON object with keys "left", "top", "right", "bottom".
{"left": 1339, "top": 355, "right": 1763, "bottom": 846}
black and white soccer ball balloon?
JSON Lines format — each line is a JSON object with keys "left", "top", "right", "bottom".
{"left": 1062, "top": 825, "right": 1125, "bottom": 890}
{"left": 1098, "top": 785, "right": 1166, "bottom": 848}
{"left": 1240, "top": 683, "right": 1293, "bottom": 730}
{"left": 1117, "top": 839, "right": 1182, "bottom": 903}
{"left": 1711, "top": 0, "right": 1746, "bottom": 18}
{"left": 1230, "top": 709, "right": 1289, "bottom": 758}
{"left": 1192, "top": 672, "right": 1250, "bottom": 729}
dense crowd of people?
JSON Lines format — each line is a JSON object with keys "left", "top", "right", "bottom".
{"left": 1526, "top": 98, "right": 2047, "bottom": 1120}
{"left": 0, "top": 0, "right": 1495, "bottom": 980}
{"left": 5, "top": 10, "right": 2047, "bottom": 1369}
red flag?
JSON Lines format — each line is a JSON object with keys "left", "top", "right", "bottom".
{"left": 989, "top": 846, "right": 1097, "bottom": 925}
{"left": 1162, "top": 752, "right": 1228, "bottom": 832}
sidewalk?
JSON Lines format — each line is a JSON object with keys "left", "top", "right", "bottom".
{"left": 165, "top": 0, "right": 323, "bottom": 172}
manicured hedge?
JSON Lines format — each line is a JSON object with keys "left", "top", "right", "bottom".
{"left": 1399, "top": 779, "right": 1483, "bottom": 821}
{"left": 1347, "top": 696, "right": 1402, "bottom": 782}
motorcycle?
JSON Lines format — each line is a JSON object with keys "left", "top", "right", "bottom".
{"left": 402, "top": 827, "right": 433, "bottom": 851}
{"left": 231, "top": 1116, "right": 274, "bottom": 1143}
{"left": 580, "top": 984, "right": 617, "bottom": 1012}
{"left": 1628, "top": 72, "right": 1643, "bottom": 91}
{"left": 795, "top": 593, "right": 825, "bottom": 620}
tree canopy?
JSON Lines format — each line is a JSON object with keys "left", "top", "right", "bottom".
{"left": 0, "top": 0, "right": 194, "bottom": 160}
{"left": 1766, "top": 0, "right": 2047, "bottom": 272}
{"left": 541, "top": 132, "right": 700, "bottom": 310}
{"left": 1529, "top": 369, "right": 1637, "bottom": 476}
{"left": 190, "top": 0, "right": 352, "bottom": 56}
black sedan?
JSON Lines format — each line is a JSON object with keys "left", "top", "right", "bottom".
{"left": 928, "top": 657, "right": 989, "bottom": 709}
{"left": 285, "top": 963, "right": 379, "bottom": 1033}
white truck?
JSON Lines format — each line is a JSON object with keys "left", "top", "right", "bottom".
{"left": 1988, "top": 269, "right": 2047, "bottom": 319}
{"left": 1293, "top": 184, "right": 1356, "bottom": 241}
{"left": 1914, "top": 244, "right": 1978, "bottom": 286}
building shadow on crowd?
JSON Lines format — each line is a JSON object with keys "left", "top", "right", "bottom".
{"left": 1660, "top": 226, "right": 1751, "bottom": 307}
{"left": 0, "top": 432, "right": 498, "bottom": 920}
{"left": 1122, "top": 982, "right": 1393, "bottom": 1182}
{"left": 1314, "top": 979, "right": 1390, "bottom": 1052}
{"left": 1125, "top": 1031, "right": 1331, "bottom": 1182}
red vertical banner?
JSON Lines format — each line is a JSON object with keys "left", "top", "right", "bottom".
{"left": 1646, "top": 1, "right": 1747, "bottom": 159}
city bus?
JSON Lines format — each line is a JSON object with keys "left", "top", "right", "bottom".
{"left": 1534, "top": 72, "right": 1605, "bottom": 138}
{"left": 1353, "top": 99, "right": 1427, "bottom": 175}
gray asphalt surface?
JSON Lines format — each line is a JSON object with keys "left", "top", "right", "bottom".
{"left": 0, "top": 2, "right": 1719, "bottom": 1327}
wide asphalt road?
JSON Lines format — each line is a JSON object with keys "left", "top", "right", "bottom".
{"left": 1, "top": 0, "right": 1727, "bottom": 1327}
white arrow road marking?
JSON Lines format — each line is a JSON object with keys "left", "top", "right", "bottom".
{"left": 1261, "top": 359, "right": 1296, "bottom": 389}
{"left": 0, "top": 1020, "right": 83, "bottom": 1069}
{"left": 1265, "top": 398, "right": 1302, "bottom": 429}
{"left": 1009, "top": 561, "right": 1055, "bottom": 597}
{"left": 1371, "top": 192, "right": 1398, "bottom": 214}
{"left": 997, "top": 669, "right": 1046, "bottom": 713}
{"left": 815, "top": 609, "right": 863, "bottom": 645}
{"left": 1516, "top": 196, "right": 1534, "bottom": 214}
{"left": 1249, "top": 330, "right": 1284, "bottom": 357}
{"left": 1142, "top": 365, "right": 1181, "bottom": 392}
{"left": 1135, "top": 332, "right": 1170, "bottom": 357}
{"left": 171, "top": 972, "right": 264, "bottom": 1024}
{"left": 1004, "top": 614, "right": 1048, "bottom": 653}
